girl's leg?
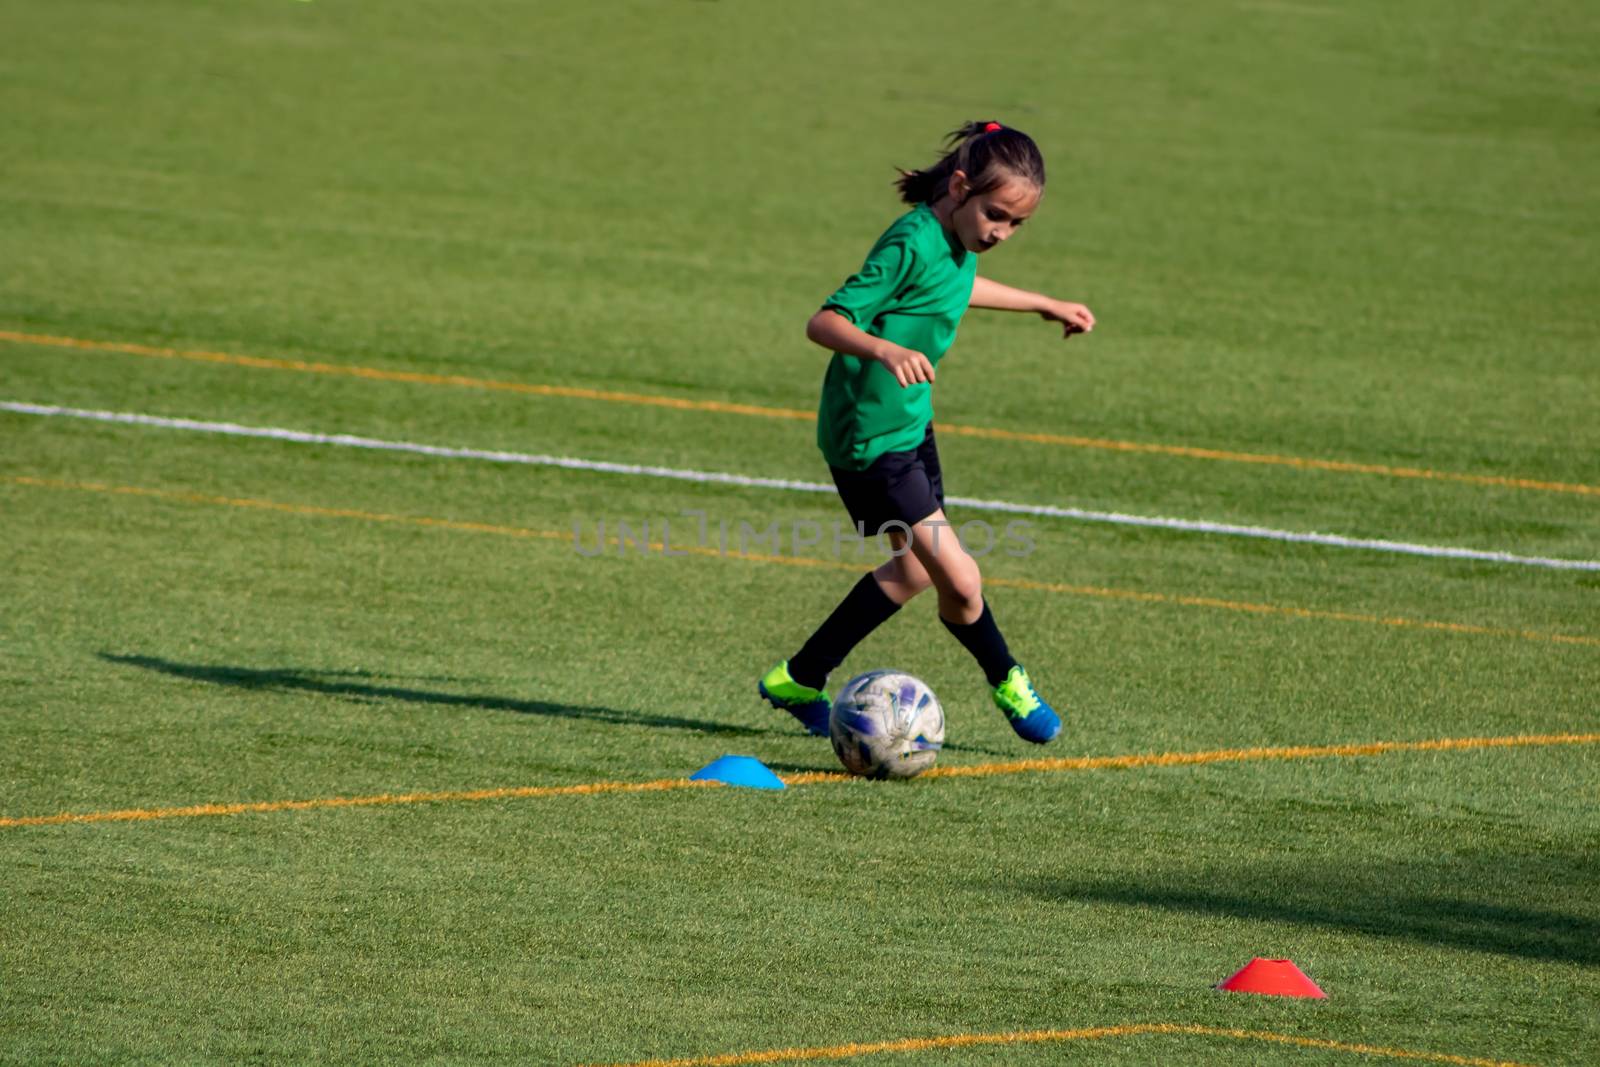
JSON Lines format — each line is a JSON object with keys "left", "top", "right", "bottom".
{"left": 760, "top": 555, "right": 929, "bottom": 735}
{"left": 904, "top": 508, "right": 1060, "bottom": 744}
{"left": 785, "top": 548, "right": 931, "bottom": 691}
{"left": 762, "top": 442, "right": 943, "bottom": 733}
{"left": 901, "top": 508, "right": 1014, "bottom": 682}
{"left": 872, "top": 536, "right": 934, "bottom": 604}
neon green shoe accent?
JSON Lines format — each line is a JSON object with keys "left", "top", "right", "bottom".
{"left": 991, "top": 665, "right": 1062, "bottom": 744}
{"left": 992, "top": 666, "right": 1040, "bottom": 719}
{"left": 760, "top": 661, "right": 827, "bottom": 704}
{"left": 758, "top": 661, "right": 831, "bottom": 735}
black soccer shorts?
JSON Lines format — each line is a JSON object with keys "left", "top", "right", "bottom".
{"left": 828, "top": 426, "right": 946, "bottom": 537}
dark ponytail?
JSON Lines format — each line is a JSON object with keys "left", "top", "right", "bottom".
{"left": 895, "top": 121, "right": 1046, "bottom": 205}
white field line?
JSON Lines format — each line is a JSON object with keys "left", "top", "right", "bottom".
{"left": 5, "top": 400, "right": 1598, "bottom": 573}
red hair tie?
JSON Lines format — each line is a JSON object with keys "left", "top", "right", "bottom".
{"left": 983, "top": 122, "right": 1002, "bottom": 132}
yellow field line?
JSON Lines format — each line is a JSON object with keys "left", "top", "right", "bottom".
{"left": 0, "top": 778, "right": 721, "bottom": 829}
{"left": 2, "top": 732, "right": 1594, "bottom": 830}
{"left": 777, "top": 733, "right": 1600, "bottom": 787}
{"left": 0, "top": 330, "right": 817, "bottom": 421}
{"left": 581, "top": 1022, "right": 1536, "bottom": 1067}
{"left": 922, "top": 731, "right": 1600, "bottom": 782}
{"left": 5, "top": 329, "right": 1595, "bottom": 497}
{"left": 6, "top": 475, "right": 1597, "bottom": 649}
{"left": 936, "top": 419, "right": 1596, "bottom": 497}
{"left": 982, "top": 576, "right": 1600, "bottom": 648}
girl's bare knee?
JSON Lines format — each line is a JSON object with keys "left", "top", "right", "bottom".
{"left": 955, "top": 583, "right": 984, "bottom": 616}
{"left": 934, "top": 570, "right": 983, "bottom": 615}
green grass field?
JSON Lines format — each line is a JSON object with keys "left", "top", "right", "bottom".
{"left": 3, "top": 1, "right": 1597, "bottom": 1064}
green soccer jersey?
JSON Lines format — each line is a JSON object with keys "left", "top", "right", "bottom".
{"left": 816, "top": 202, "right": 976, "bottom": 470}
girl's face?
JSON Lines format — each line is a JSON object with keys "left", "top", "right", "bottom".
{"left": 943, "top": 171, "right": 1041, "bottom": 254}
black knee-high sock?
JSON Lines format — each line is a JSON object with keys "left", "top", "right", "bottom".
{"left": 788, "top": 573, "right": 901, "bottom": 690}
{"left": 941, "top": 600, "right": 1018, "bottom": 687}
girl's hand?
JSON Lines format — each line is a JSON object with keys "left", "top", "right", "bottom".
{"left": 1039, "top": 300, "right": 1096, "bottom": 339}
{"left": 875, "top": 343, "right": 936, "bottom": 388}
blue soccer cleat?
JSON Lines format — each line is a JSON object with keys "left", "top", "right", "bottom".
{"left": 991, "top": 665, "right": 1061, "bottom": 744}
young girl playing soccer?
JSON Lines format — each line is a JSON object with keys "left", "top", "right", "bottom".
{"left": 759, "top": 120, "right": 1095, "bottom": 745}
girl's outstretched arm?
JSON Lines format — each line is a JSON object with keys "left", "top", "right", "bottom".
{"left": 969, "top": 276, "right": 1096, "bottom": 338}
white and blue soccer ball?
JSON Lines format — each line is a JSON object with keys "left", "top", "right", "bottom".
{"left": 829, "top": 670, "right": 945, "bottom": 779}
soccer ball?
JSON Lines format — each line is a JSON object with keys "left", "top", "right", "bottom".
{"left": 829, "top": 670, "right": 945, "bottom": 779}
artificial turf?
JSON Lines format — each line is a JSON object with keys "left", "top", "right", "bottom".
{"left": 2, "top": 1, "right": 1596, "bottom": 1063}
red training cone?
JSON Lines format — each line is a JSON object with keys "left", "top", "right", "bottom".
{"left": 1217, "top": 958, "right": 1327, "bottom": 999}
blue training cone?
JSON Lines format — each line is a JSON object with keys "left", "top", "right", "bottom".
{"left": 690, "top": 755, "right": 786, "bottom": 790}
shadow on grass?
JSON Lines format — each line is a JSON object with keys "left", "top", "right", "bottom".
{"left": 760, "top": 733, "right": 1014, "bottom": 778}
{"left": 1035, "top": 859, "right": 1600, "bottom": 967}
{"left": 100, "top": 653, "right": 780, "bottom": 739}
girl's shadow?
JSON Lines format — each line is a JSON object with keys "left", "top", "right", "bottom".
{"left": 99, "top": 653, "right": 778, "bottom": 738}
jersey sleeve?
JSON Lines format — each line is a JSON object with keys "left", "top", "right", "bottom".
{"left": 819, "top": 237, "right": 918, "bottom": 328}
